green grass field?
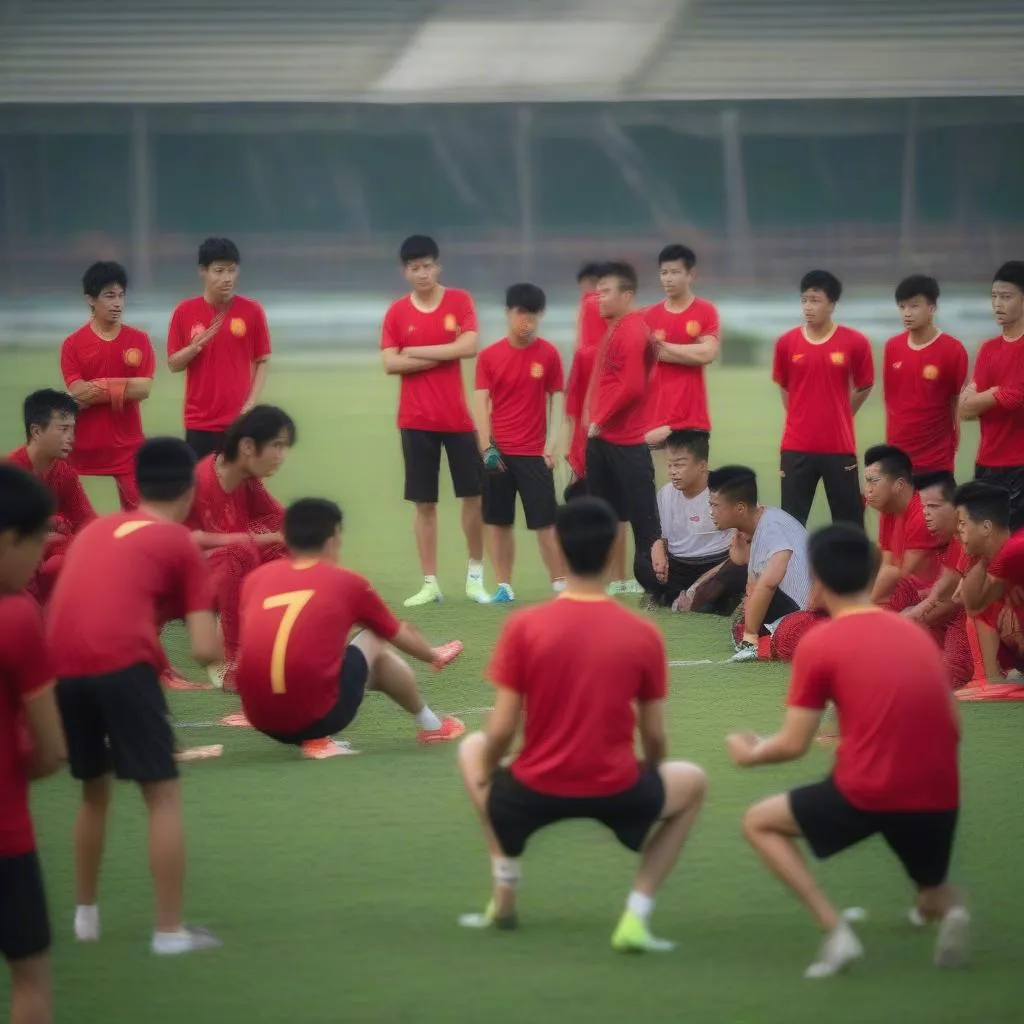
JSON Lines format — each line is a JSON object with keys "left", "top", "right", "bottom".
{"left": 1, "top": 349, "right": 1021, "bottom": 1024}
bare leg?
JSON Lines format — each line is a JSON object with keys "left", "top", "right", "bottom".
{"left": 9, "top": 954, "right": 52, "bottom": 1024}
{"left": 535, "top": 526, "right": 565, "bottom": 583}
{"left": 140, "top": 779, "right": 186, "bottom": 933}
{"left": 75, "top": 776, "right": 111, "bottom": 906}
{"left": 413, "top": 503, "right": 438, "bottom": 577}
{"left": 613, "top": 523, "right": 628, "bottom": 582}
{"left": 461, "top": 496, "right": 484, "bottom": 563}
{"left": 487, "top": 526, "right": 515, "bottom": 586}
{"left": 352, "top": 631, "right": 424, "bottom": 715}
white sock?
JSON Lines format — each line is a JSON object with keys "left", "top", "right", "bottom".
{"left": 552, "top": 577, "right": 568, "bottom": 592}
{"left": 626, "top": 891, "right": 654, "bottom": 923}
{"left": 75, "top": 904, "right": 100, "bottom": 940}
{"left": 467, "top": 560, "right": 483, "bottom": 579}
{"left": 491, "top": 856, "right": 522, "bottom": 887}
{"left": 424, "top": 574, "right": 438, "bottom": 585}
{"left": 415, "top": 706, "right": 442, "bottom": 731}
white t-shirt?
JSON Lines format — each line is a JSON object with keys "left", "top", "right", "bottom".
{"left": 657, "top": 484, "right": 733, "bottom": 561}
{"left": 749, "top": 506, "right": 812, "bottom": 628}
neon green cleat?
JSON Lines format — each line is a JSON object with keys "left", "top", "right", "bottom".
{"left": 611, "top": 911, "right": 676, "bottom": 953}
{"left": 404, "top": 580, "right": 444, "bottom": 608}
{"left": 607, "top": 580, "right": 626, "bottom": 596}
{"left": 466, "top": 577, "right": 491, "bottom": 604}
{"left": 621, "top": 579, "right": 645, "bottom": 595}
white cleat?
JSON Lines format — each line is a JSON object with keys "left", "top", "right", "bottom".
{"left": 74, "top": 906, "right": 100, "bottom": 942}
{"left": 908, "top": 907, "right": 927, "bottom": 927}
{"left": 804, "top": 921, "right": 864, "bottom": 979}
{"left": 934, "top": 907, "right": 970, "bottom": 969}
{"left": 151, "top": 926, "right": 222, "bottom": 956}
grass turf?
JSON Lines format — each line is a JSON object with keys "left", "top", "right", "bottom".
{"left": 1, "top": 349, "right": 1021, "bottom": 1023}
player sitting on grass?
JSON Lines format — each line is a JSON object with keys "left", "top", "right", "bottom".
{"left": 186, "top": 405, "right": 293, "bottom": 690}
{"left": 727, "top": 523, "right": 968, "bottom": 979}
{"left": 863, "top": 444, "right": 947, "bottom": 610}
{"left": 234, "top": 497, "right": 465, "bottom": 760}
{"left": 7, "top": 389, "right": 97, "bottom": 605}
{"left": 473, "top": 283, "right": 567, "bottom": 601}
{"left": 707, "top": 466, "right": 820, "bottom": 662}
{"left": 47, "top": 438, "right": 224, "bottom": 956}
{"left": 456, "top": 496, "right": 707, "bottom": 952}
{"left": 0, "top": 464, "right": 67, "bottom": 1024}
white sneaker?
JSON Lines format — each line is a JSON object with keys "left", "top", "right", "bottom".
{"left": 908, "top": 907, "right": 927, "bottom": 927}
{"left": 804, "top": 921, "right": 863, "bottom": 978}
{"left": 151, "top": 926, "right": 222, "bottom": 956}
{"left": 74, "top": 906, "right": 100, "bottom": 942}
{"left": 934, "top": 907, "right": 970, "bottom": 969}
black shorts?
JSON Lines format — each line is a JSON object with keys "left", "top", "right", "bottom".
{"left": 184, "top": 428, "right": 226, "bottom": 460}
{"left": 487, "top": 767, "right": 665, "bottom": 858}
{"left": 261, "top": 646, "right": 369, "bottom": 744}
{"left": 975, "top": 464, "right": 1024, "bottom": 532}
{"left": 56, "top": 663, "right": 178, "bottom": 783}
{"left": 401, "top": 429, "right": 483, "bottom": 504}
{"left": 483, "top": 454, "right": 558, "bottom": 530}
{"left": 586, "top": 438, "right": 656, "bottom": 524}
{"left": 0, "top": 852, "right": 51, "bottom": 962}
{"left": 789, "top": 777, "right": 958, "bottom": 889}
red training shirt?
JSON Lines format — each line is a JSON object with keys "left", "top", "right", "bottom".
{"left": 577, "top": 291, "right": 606, "bottom": 352}
{"left": 185, "top": 455, "right": 283, "bottom": 536}
{"left": 585, "top": 311, "right": 658, "bottom": 446}
{"left": 47, "top": 511, "right": 213, "bottom": 678}
{"left": 788, "top": 609, "right": 959, "bottom": 811}
{"left": 883, "top": 331, "right": 968, "bottom": 474}
{"left": 6, "top": 446, "right": 96, "bottom": 535}
{"left": 475, "top": 337, "right": 564, "bottom": 456}
{"left": 878, "top": 491, "right": 946, "bottom": 586}
{"left": 0, "top": 594, "right": 52, "bottom": 857}
{"left": 773, "top": 325, "right": 874, "bottom": 454}
{"left": 236, "top": 559, "right": 400, "bottom": 734}
{"left": 380, "top": 289, "right": 477, "bottom": 433}
{"left": 942, "top": 534, "right": 973, "bottom": 576}
{"left": 645, "top": 296, "right": 720, "bottom": 432}
{"left": 167, "top": 295, "right": 272, "bottom": 432}
{"left": 973, "top": 333, "right": 1024, "bottom": 467}
{"left": 988, "top": 530, "right": 1024, "bottom": 591}
{"left": 487, "top": 594, "right": 667, "bottom": 798}
{"left": 565, "top": 342, "right": 598, "bottom": 478}
{"left": 60, "top": 322, "right": 156, "bottom": 475}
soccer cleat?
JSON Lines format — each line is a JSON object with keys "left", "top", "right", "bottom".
{"left": 934, "top": 907, "right": 970, "bottom": 969}
{"left": 432, "top": 640, "right": 464, "bottom": 671}
{"left": 301, "top": 737, "right": 359, "bottom": 760}
{"left": 162, "top": 668, "right": 211, "bottom": 691}
{"left": 466, "top": 577, "right": 491, "bottom": 604}
{"left": 74, "top": 906, "right": 100, "bottom": 942}
{"left": 218, "top": 712, "right": 252, "bottom": 729}
{"left": 621, "top": 579, "right": 645, "bottom": 595}
{"left": 908, "top": 907, "right": 927, "bottom": 927}
{"left": 458, "top": 899, "right": 518, "bottom": 930}
{"left": 418, "top": 715, "right": 465, "bottom": 745}
{"left": 611, "top": 910, "right": 676, "bottom": 953}
{"left": 151, "top": 926, "right": 222, "bottom": 956}
{"left": 804, "top": 921, "right": 863, "bottom": 978}
{"left": 607, "top": 581, "right": 624, "bottom": 596}
{"left": 729, "top": 641, "right": 759, "bottom": 663}
{"left": 404, "top": 580, "right": 444, "bottom": 608}
{"left": 490, "top": 583, "right": 515, "bottom": 604}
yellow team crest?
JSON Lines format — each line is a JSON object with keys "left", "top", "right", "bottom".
{"left": 529, "top": 362, "right": 544, "bottom": 379}
{"left": 923, "top": 364, "right": 939, "bottom": 380}
{"left": 230, "top": 317, "right": 247, "bottom": 338}
{"left": 123, "top": 347, "right": 142, "bottom": 368}
{"left": 444, "top": 314, "right": 457, "bottom": 332}
{"left": 686, "top": 320, "right": 701, "bottom": 338}
{"left": 830, "top": 351, "right": 846, "bottom": 366}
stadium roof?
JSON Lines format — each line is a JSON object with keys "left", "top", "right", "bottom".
{"left": 1, "top": 0, "right": 1022, "bottom": 104}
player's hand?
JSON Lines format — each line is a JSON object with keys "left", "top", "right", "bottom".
{"left": 726, "top": 731, "right": 760, "bottom": 766}
{"left": 645, "top": 425, "right": 671, "bottom": 448}
{"left": 651, "top": 540, "right": 668, "bottom": 583}
{"left": 542, "top": 447, "right": 556, "bottom": 470}
{"left": 194, "top": 314, "right": 225, "bottom": 351}
{"left": 431, "top": 640, "right": 464, "bottom": 671}
{"left": 902, "top": 603, "right": 924, "bottom": 621}
{"left": 587, "top": 422, "right": 601, "bottom": 439}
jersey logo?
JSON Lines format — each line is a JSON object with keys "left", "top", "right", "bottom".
{"left": 791, "top": 353, "right": 804, "bottom": 363}
{"left": 689, "top": 515, "right": 700, "bottom": 523}
{"left": 686, "top": 320, "right": 701, "bottom": 338}
{"left": 123, "top": 347, "right": 142, "bottom": 367}
{"left": 113, "top": 520, "right": 155, "bottom": 539}
{"left": 923, "top": 364, "right": 939, "bottom": 380}
{"left": 230, "top": 318, "right": 247, "bottom": 338}
{"left": 189, "top": 323, "right": 205, "bottom": 341}
{"left": 892, "top": 361, "right": 903, "bottom": 369}
{"left": 830, "top": 351, "right": 846, "bottom": 366}
{"left": 529, "top": 362, "right": 544, "bottom": 379}
{"left": 444, "top": 314, "right": 457, "bottom": 332}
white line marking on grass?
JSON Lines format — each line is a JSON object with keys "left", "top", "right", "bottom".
{"left": 450, "top": 706, "right": 494, "bottom": 717}
{"left": 173, "top": 706, "right": 497, "bottom": 730}
{"left": 669, "top": 659, "right": 714, "bottom": 667}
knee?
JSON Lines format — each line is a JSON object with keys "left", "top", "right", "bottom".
{"left": 662, "top": 760, "right": 708, "bottom": 805}
{"left": 350, "top": 629, "right": 384, "bottom": 666}
{"left": 741, "top": 801, "right": 770, "bottom": 844}
{"left": 415, "top": 503, "right": 438, "bottom": 520}
{"left": 82, "top": 777, "right": 111, "bottom": 810}
{"left": 457, "top": 731, "right": 487, "bottom": 767}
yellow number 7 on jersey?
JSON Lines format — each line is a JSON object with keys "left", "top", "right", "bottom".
{"left": 262, "top": 589, "right": 316, "bottom": 694}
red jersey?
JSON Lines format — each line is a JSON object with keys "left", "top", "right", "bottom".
{"left": 988, "top": 530, "right": 1024, "bottom": 590}
{"left": 565, "top": 343, "right": 599, "bottom": 477}
{"left": 585, "top": 311, "right": 658, "bottom": 446}
{"left": 6, "top": 446, "right": 95, "bottom": 535}
{"left": 167, "top": 295, "right": 271, "bottom": 432}
{"left": 773, "top": 325, "right": 874, "bottom": 454}
{"left": 942, "top": 534, "right": 973, "bottom": 576}
{"left": 645, "top": 297, "right": 720, "bottom": 432}
{"left": 380, "top": 289, "right": 477, "bottom": 433}
{"left": 883, "top": 331, "right": 967, "bottom": 474}
{"left": 47, "top": 511, "right": 212, "bottom": 678}
{"left": 487, "top": 594, "right": 667, "bottom": 798}
{"left": 185, "top": 455, "right": 283, "bottom": 537}
{"left": 475, "top": 338, "right": 563, "bottom": 456}
{"left": 577, "top": 291, "right": 606, "bottom": 352}
{"left": 0, "top": 595, "right": 52, "bottom": 857}
{"left": 788, "top": 609, "right": 959, "bottom": 812}
{"left": 878, "top": 491, "right": 946, "bottom": 585}
{"left": 60, "top": 322, "right": 156, "bottom": 475}
{"left": 973, "top": 333, "right": 1024, "bottom": 467}
{"left": 236, "top": 559, "right": 400, "bottom": 734}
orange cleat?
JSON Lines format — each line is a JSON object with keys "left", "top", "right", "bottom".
{"left": 301, "top": 737, "right": 359, "bottom": 760}
{"left": 175, "top": 744, "right": 224, "bottom": 763}
{"left": 432, "top": 640, "right": 464, "bottom": 671}
{"left": 417, "top": 715, "right": 466, "bottom": 745}
{"left": 219, "top": 712, "right": 252, "bottom": 728}
{"left": 162, "top": 669, "right": 212, "bottom": 691}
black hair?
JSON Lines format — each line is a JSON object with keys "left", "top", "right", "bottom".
{"left": 505, "top": 282, "right": 546, "bottom": 314}
{"left": 954, "top": 481, "right": 1011, "bottom": 530}
{"left": 576, "top": 261, "right": 605, "bottom": 283}
{"left": 399, "top": 235, "right": 439, "bottom": 264}
{"left": 800, "top": 269, "right": 842, "bottom": 304}
{"left": 23, "top": 388, "right": 77, "bottom": 442}
{"left": 894, "top": 274, "right": 939, "bottom": 306}
{"left": 198, "top": 237, "right": 240, "bottom": 267}
{"left": 599, "top": 261, "right": 638, "bottom": 293}
{"left": 82, "top": 261, "right": 128, "bottom": 298}
{"left": 223, "top": 405, "right": 296, "bottom": 462}
{"left": 993, "top": 261, "right": 1024, "bottom": 293}
{"left": 707, "top": 465, "right": 758, "bottom": 506}
{"left": 285, "top": 498, "right": 343, "bottom": 552}
{"left": 864, "top": 444, "right": 913, "bottom": 484}
{"left": 665, "top": 429, "right": 710, "bottom": 463}
{"left": 657, "top": 244, "right": 696, "bottom": 270}
{"left": 0, "top": 462, "right": 55, "bottom": 538}
{"left": 808, "top": 523, "right": 879, "bottom": 596}
{"left": 135, "top": 437, "right": 197, "bottom": 503}
{"left": 914, "top": 470, "right": 957, "bottom": 503}
{"left": 556, "top": 496, "right": 618, "bottom": 577}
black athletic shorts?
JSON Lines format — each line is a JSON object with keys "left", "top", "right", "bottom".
{"left": 586, "top": 437, "right": 657, "bottom": 524}
{"left": 780, "top": 450, "right": 864, "bottom": 528}
{"left": 483, "top": 454, "right": 558, "bottom": 530}
{"left": 401, "top": 429, "right": 483, "bottom": 504}
{"left": 487, "top": 766, "right": 665, "bottom": 858}
{"left": 789, "top": 776, "right": 958, "bottom": 889}
{"left": 975, "top": 464, "right": 1024, "bottom": 532}
{"left": 261, "top": 646, "right": 369, "bottom": 745}
{"left": 57, "top": 663, "right": 178, "bottom": 783}
{"left": 185, "top": 428, "right": 226, "bottom": 461}
{"left": 0, "top": 851, "right": 51, "bottom": 962}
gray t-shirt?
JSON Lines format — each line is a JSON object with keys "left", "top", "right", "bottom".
{"left": 749, "top": 507, "right": 811, "bottom": 629}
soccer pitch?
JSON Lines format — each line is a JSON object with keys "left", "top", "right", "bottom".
{"left": 1, "top": 349, "right": 1021, "bottom": 1024}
